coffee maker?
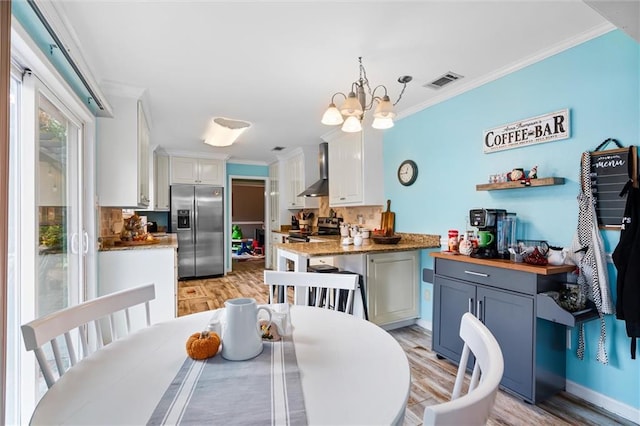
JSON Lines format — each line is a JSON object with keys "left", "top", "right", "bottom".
{"left": 469, "top": 208, "right": 507, "bottom": 259}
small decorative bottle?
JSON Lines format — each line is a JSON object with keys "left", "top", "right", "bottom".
{"left": 448, "top": 230, "right": 459, "bottom": 252}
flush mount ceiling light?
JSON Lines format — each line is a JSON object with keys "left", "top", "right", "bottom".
{"left": 203, "top": 117, "right": 251, "bottom": 147}
{"left": 321, "top": 57, "right": 412, "bottom": 133}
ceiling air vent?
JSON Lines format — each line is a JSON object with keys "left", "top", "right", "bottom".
{"left": 424, "top": 72, "right": 464, "bottom": 89}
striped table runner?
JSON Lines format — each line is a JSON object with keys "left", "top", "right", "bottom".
{"left": 148, "top": 336, "right": 307, "bottom": 425}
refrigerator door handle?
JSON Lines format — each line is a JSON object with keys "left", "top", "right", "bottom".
{"left": 193, "top": 198, "right": 197, "bottom": 244}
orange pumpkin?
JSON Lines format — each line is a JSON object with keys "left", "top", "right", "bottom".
{"left": 186, "top": 331, "right": 220, "bottom": 360}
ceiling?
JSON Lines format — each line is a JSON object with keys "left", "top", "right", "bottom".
{"left": 53, "top": 1, "right": 625, "bottom": 164}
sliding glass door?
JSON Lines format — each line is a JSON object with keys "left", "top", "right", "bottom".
{"left": 6, "top": 70, "right": 89, "bottom": 424}
{"left": 36, "top": 91, "right": 83, "bottom": 320}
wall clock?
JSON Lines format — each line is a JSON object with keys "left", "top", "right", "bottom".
{"left": 397, "top": 160, "right": 418, "bottom": 186}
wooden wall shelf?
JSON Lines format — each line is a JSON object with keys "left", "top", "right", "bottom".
{"left": 476, "top": 177, "right": 565, "bottom": 191}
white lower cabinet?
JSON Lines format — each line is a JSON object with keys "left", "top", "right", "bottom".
{"left": 98, "top": 248, "right": 177, "bottom": 326}
{"left": 270, "top": 232, "right": 288, "bottom": 270}
{"left": 366, "top": 250, "right": 419, "bottom": 326}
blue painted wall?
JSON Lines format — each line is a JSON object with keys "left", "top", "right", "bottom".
{"left": 226, "top": 163, "right": 269, "bottom": 179}
{"left": 385, "top": 30, "right": 639, "bottom": 411}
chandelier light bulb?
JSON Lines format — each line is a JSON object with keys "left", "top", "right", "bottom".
{"left": 321, "top": 103, "right": 344, "bottom": 125}
{"left": 341, "top": 116, "right": 363, "bottom": 133}
{"left": 340, "top": 92, "right": 364, "bottom": 117}
{"left": 373, "top": 95, "right": 396, "bottom": 119}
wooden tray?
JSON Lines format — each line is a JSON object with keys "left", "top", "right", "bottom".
{"left": 372, "top": 235, "right": 402, "bottom": 245}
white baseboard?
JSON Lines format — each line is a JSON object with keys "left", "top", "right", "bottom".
{"left": 565, "top": 379, "right": 640, "bottom": 424}
{"left": 415, "top": 318, "right": 432, "bottom": 332}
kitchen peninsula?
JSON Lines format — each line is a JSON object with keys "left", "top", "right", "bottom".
{"left": 274, "top": 233, "right": 440, "bottom": 329}
{"left": 98, "top": 234, "right": 178, "bottom": 325}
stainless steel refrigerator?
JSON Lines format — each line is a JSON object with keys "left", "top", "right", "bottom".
{"left": 170, "top": 185, "right": 224, "bottom": 278}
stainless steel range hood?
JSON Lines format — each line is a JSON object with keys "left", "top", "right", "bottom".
{"left": 298, "top": 142, "right": 329, "bottom": 197}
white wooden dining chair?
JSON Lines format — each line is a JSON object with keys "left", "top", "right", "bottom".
{"left": 423, "top": 312, "right": 504, "bottom": 426}
{"left": 21, "top": 283, "right": 155, "bottom": 389}
{"left": 263, "top": 271, "right": 358, "bottom": 314}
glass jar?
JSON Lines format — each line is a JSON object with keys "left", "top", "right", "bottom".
{"left": 448, "top": 229, "right": 459, "bottom": 252}
{"left": 559, "top": 283, "right": 587, "bottom": 312}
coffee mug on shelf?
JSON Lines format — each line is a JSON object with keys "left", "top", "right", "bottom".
{"left": 477, "top": 231, "right": 494, "bottom": 247}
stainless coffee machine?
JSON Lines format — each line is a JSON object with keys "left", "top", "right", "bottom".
{"left": 469, "top": 209, "right": 516, "bottom": 259}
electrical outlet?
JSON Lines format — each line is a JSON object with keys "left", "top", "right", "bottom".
{"left": 424, "top": 289, "right": 431, "bottom": 302}
{"left": 566, "top": 330, "right": 572, "bottom": 350}
{"left": 357, "top": 214, "right": 364, "bottom": 225}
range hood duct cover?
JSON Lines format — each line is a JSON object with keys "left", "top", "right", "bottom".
{"left": 298, "top": 142, "right": 329, "bottom": 197}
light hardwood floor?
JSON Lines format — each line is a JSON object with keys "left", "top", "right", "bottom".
{"left": 177, "top": 259, "right": 634, "bottom": 426}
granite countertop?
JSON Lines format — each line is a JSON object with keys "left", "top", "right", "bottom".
{"left": 99, "top": 233, "right": 178, "bottom": 252}
{"left": 274, "top": 232, "right": 440, "bottom": 257}
{"left": 430, "top": 251, "right": 576, "bottom": 275}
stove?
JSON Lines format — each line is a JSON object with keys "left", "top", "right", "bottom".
{"left": 316, "top": 216, "right": 342, "bottom": 235}
{"left": 287, "top": 217, "right": 341, "bottom": 242}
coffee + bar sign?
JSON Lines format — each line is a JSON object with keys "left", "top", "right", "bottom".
{"left": 483, "top": 109, "right": 570, "bottom": 153}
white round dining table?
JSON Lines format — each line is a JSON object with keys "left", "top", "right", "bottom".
{"left": 30, "top": 305, "right": 411, "bottom": 425}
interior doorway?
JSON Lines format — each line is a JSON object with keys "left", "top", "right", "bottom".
{"left": 229, "top": 177, "right": 267, "bottom": 271}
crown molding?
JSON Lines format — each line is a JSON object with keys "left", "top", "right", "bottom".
{"left": 227, "top": 158, "right": 269, "bottom": 166}
{"left": 162, "top": 148, "right": 230, "bottom": 160}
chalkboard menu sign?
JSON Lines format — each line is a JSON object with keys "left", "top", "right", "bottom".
{"left": 589, "top": 145, "right": 638, "bottom": 229}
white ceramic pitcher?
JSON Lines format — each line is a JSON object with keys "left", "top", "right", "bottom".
{"left": 222, "top": 298, "right": 273, "bottom": 361}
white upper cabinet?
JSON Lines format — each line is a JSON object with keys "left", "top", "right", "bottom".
{"left": 170, "top": 157, "right": 224, "bottom": 186}
{"left": 154, "top": 152, "right": 170, "bottom": 211}
{"left": 284, "top": 152, "right": 304, "bottom": 209}
{"left": 269, "top": 162, "right": 280, "bottom": 230}
{"left": 97, "top": 95, "right": 151, "bottom": 208}
{"left": 280, "top": 146, "right": 319, "bottom": 212}
{"left": 326, "top": 128, "right": 383, "bottom": 207}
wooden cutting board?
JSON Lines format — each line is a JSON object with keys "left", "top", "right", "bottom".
{"left": 380, "top": 199, "right": 395, "bottom": 236}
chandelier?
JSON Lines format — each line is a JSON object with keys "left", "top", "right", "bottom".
{"left": 321, "top": 57, "right": 412, "bottom": 132}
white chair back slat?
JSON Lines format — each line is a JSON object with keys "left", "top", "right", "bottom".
{"left": 423, "top": 312, "right": 504, "bottom": 425}
{"left": 94, "top": 319, "right": 104, "bottom": 349}
{"left": 451, "top": 344, "right": 470, "bottom": 400}
{"left": 268, "top": 284, "right": 276, "bottom": 304}
{"left": 144, "top": 301, "right": 152, "bottom": 327}
{"left": 63, "top": 331, "right": 77, "bottom": 366}
{"left": 108, "top": 312, "right": 117, "bottom": 341}
{"left": 314, "top": 286, "right": 322, "bottom": 308}
{"left": 264, "top": 271, "right": 358, "bottom": 315}
{"left": 79, "top": 324, "right": 89, "bottom": 358}
{"left": 34, "top": 347, "right": 55, "bottom": 389}
{"left": 125, "top": 308, "right": 132, "bottom": 332}
{"left": 469, "top": 362, "right": 481, "bottom": 393}
{"left": 50, "top": 338, "right": 64, "bottom": 379}
{"left": 344, "top": 290, "right": 354, "bottom": 314}
{"left": 21, "top": 284, "right": 156, "bottom": 389}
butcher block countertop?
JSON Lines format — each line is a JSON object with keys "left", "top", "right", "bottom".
{"left": 430, "top": 252, "right": 576, "bottom": 275}
{"left": 99, "top": 233, "right": 178, "bottom": 252}
{"left": 274, "top": 232, "right": 440, "bottom": 257}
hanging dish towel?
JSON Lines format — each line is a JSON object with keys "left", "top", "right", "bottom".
{"left": 573, "top": 151, "right": 615, "bottom": 364}
{"left": 612, "top": 156, "right": 640, "bottom": 359}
